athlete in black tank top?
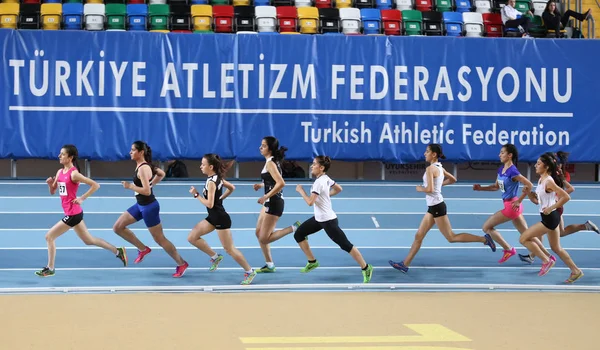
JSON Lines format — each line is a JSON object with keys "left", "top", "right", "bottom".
{"left": 261, "top": 160, "right": 283, "bottom": 199}
{"left": 203, "top": 174, "right": 226, "bottom": 214}
{"left": 134, "top": 163, "right": 156, "bottom": 205}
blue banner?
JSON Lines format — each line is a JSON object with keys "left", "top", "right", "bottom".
{"left": 0, "top": 30, "right": 596, "bottom": 162}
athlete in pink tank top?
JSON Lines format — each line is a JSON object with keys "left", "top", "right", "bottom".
{"left": 35, "top": 144, "right": 128, "bottom": 277}
{"left": 56, "top": 166, "right": 82, "bottom": 216}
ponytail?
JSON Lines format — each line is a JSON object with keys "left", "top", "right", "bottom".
{"left": 540, "top": 152, "right": 565, "bottom": 189}
{"left": 263, "top": 136, "right": 288, "bottom": 164}
{"left": 62, "top": 144, "right": 80, "bottom": 171}
{"left": 272, "top": 146, "right": 288, "bottom": 163}
{"left": 203, "top": 153, "right": 228, "bottom": 181}
{"left": 315, "top": 155, "right": 332, "bottom": 172}
{"left": 133, "top": 141, "right": 157, "bottom": 175}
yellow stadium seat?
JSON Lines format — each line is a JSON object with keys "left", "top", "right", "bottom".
{"left": 297, "top": 7, "right": 318, "bottom": 34}
{"left": 41, "top": 3, "right": 62, "bottom": 30}
{"left": 335, "top": 0, "right": 352, "bottom": 8}
{"left": 233, "top": 0, "right": 250, "bottom": 5}
{"left": 150, "top": 29, "right": 170, "bottom": 32}
{"left": 86, "top": 0, "right": 105, "bottom": 3}
{"left": 0, "top": 3, "right": 19, "bottom": 29}
{"left": 1, "top": 0, "right": 19, "bottom": 3}
{"left": 280, "top": 31, "right": 300, "bottom": 34}
{"left": 191, "top": 4, "right": 212, "bottom": 32}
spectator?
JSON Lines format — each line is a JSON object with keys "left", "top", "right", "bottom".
{"left": 166, "top": 160, "right": 189, "bottom": 178}
{"left": 501, "top": 0, "right": 533, "bottom": 37}
{"left": 542, "top": 1, "right": 590, "bottom": 38}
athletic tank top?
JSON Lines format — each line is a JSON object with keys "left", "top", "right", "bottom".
{"left": 203, "top": 174, "right": 226, "bottom": 214}
{"left": 423, "top": 162, "right": 444, "bottom": 207}
{"left": 536, "top": 176, "right": 557, "bottom": 213}
{"left": 261, "top": 157, "right": 283, "bottom": 201}
{"left": 57, "top": 166, "right": 82, "bottom": 216}
{"left": 133, "top": 163, "right": 156, "bottom": 205}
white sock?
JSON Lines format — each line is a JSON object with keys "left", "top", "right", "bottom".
{"left": 245, "top": 270, "right": 253, "bottom": 274}
{"left": 211, "top": 253, "right": 219, "bottom": 260}
{"left": 291, "top": 224, "right": 297, "bottom": 232}
{"left": 266, "top": 262, "right": 275, "bottom": 268}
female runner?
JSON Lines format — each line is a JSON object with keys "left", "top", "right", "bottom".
{"left": 187, "top": 154, "right": 257, "bottom": 285}
{"left": 112, "top": 141, "right": 188, "bottom": 278}
{"left": 36, "top": 145, "right": 127, "bottom": 277}
{"left": 389, "top": 144, "right": 497, "bottom": 273}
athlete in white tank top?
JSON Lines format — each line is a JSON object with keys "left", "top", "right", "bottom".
{"left": 389, "top": 144, "right": 496, "bottom": 274}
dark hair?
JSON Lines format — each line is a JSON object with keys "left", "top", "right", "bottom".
{"left": 539, "top": 152, "right": 564, "bottom": 189}
{"left": 502, "top": 143, "right": 519, "bottom": 165}
{"left": 203, "top": 153, "right": 228, "bottom": 180}
{"left": 556, "top": 151, "right": 569, "bottom": 169}
{"left": 132, "top": 140, "right": 157, "bottom": 175}
{"left": 62, "top": 144, "right": 81, "bottom": 171}
{"left": 263, "top": 136, "right": 288, "bottom": 163}
{"left": 428, "top": 144, "right": 446, "bottom": 160}
{"left": 315, "top": 155, "right": 332, "bottom": 172}
{"left": 544, "top": 0, "right": 557, "bottom": 12}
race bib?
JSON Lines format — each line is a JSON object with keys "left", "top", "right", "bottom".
{"left": 58, "top": 182, "right": 67, "bottom": 196}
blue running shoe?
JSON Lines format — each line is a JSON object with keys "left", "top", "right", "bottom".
{"left": 388, "top": 260, "right": 409, "bottom": 273}
{"left": 484, "top": 234, "right": 497, "bottom": 252}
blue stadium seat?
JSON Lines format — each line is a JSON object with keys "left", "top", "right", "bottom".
{"left": 455, "top": 0, "right": 472, "bottom": 12}
{"left": 127, "top": 4, "right": 147, "bottom": 30}
{"left": 62, "top": 3, "right": 83, "bottom": 30}
{"left": 360, "top": 8, "right": 381, "bottom": 34}
{"left": 443, "top": 11, "right": 463, "bottom": 36}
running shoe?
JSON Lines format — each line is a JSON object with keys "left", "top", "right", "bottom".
{"left": 256, "top": 265, "right": 276, "bottom": 273}
{"left": 116, "top": 247, "right": 128, "bottom": 266}
{"left": 362, "top": 264, "right": 374, "bottom": 283}
{"left": 134, "top": 247, "right": 152, "bottom": 264}
{"left": 538, "top": 258, "right": 556, "bottom": 276}
{"left": 519, "top": 254, "right": 534, "bottom": 264}
{"left": 498, "top": 247, "right": 517, "bottom": 263}
{"left": 173, "top": 261, "right": 189, "bottom": 278}
{"left": 388, "top": 260, "right": 409, "bottom": 273}
{"left": 565, "top": 271, "right": 584, "bottom": 284}
{"left": 301, "top": 260, "right": 320, "bottom": 273}
{"left": 585, "top": 220, "right": 600, "bottom": 234}
{"left": 35, "top": 267, "right": 55, "bottom": 277}
{"left": 484, "top": 234, "right": 497, "bottom": 252}
{"left": 292, "top": 221, "right": 302, "bottom": 231}
{"left": 241, "top": 270, "right": 257, "bottom": 285}
{"left": 209, "top": 254, "right": 224, "bottom": 272}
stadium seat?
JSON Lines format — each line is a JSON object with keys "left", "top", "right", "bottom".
{"left": 375, "top": 0, "right": 392, "bottom": 9}
{"left": 105, "top": 3, "right": 126, "bottom": 30}
{"left": 491, "top": 0, "right": 506, "bottom": 12}
{"left": 276, "top": 6, "right": 297, "bottom": 32}
{"left": 435, "top": 0, "right": 452, "bottom": 12}
{"left": 18, "top": 3, "right": 40, "bottom": 29}
{"left": 355, "top": 0, "right": 375, "bottom": 9}
{"left": 0, "top": 3, "right": 19, "bottom": 29}
{"left": 381, "top": 8, "right": 401, "bottom": 35}
{"left": 515, "top": 0, "right": 531, "bottom": 13}
{"left": 295, "top": 0, "right": 313, "bottom": 7}
{"left": 401, "top": 9, "right": 421, "bottom": 35}
{"left": 360, "top": 8, "right": 381, "bottom": 34}
{"left": 335, "top": 0, "right": 352, "bottom": 9}
{"left": 319, "top": 7, "right": 340, "bottom": 33}
{"left": 148, "top": 3, "right": 170, "bottom": 31}
{"left": 1, "top": 0, "right": 19, "bottom": 3}
{"left": 41, "top": 3, "right": 61, "bottom": 30}
{"left": 234, "top": 5, "right": 255, "bottom": 32}
{"left": 414, "top": 0, "right": 432, "bottom": 12}
{"left": 62, "top": 3, "right": 83, "bottom": 30}
{"left": 84, "top": 3, "right": 105, "bottom": 30}
{"left": 254, "top": 0, "right": 270, "bottom": 5}
{"left": 272, "top": 0, "right": 293, "bottom": 6}
{"left": 421, "top": 11, "right": 442, "bottom": 35}
{"left": 532, "top": 0, "right": 545, "bottom": 15}
{"left": 86, "top": 0, "right": 105, "bottom": 5}
{"left": 297, "top": 6, "right": 318, "bottom": 33}
{"left": 474, "top": 0, "right": 491, "bottom": 13}
{"left": 127, "top": 4, "right": 147, "bottom": 30}
{"left": 339, "top": 7, "right": 360, "bottom": 34}
{"left": 191, "top": 4, "right": 212, "bottom": 31}
{"left": 482, "top": 12, "right": 502, "bottom": 37}
{"left": 255, "top": 5, "right": 277, "bottom": 32}
{"left": 233, "top": 0, "right": 251, "bottom": 5}
{"left": 128, "top": 0, "right": 145, "bottom": 5}
{"left": 542, "top": 15, "right": 566, "bottom": 38}
{"left": 462, "top": 11, "right": 483, "bottom": 37}
{"left": 190, "top": 0, "right": 209, "bottom": 4}
{"left": 213, "top": 5, "right": 234, "bottom": 32}
{"left": 395, "top": 0, "right": 413, "bottom": 10}
{"left": 455, "top": 0, "right": 472, "bottom": 12}
{"left": 529, "top": 14, "right": 546, "bottom": 37}
{"left": 171, "top": 4, "right": 191, "bottom": 32}
{"left": 211, "top": 0, "right": 230, "bottom": 4}
{"left": 442, "top": 11, "right": 463, "bottom": 36}
{"left": 22, "top": 0, "right": 41, "bottom": 5}
{"left": 314, "top": 0, "right": 332, "bottom": 8}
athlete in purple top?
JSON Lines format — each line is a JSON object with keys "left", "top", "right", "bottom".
{"left": 473, "top": 144, "right": 551, "bottom": 263}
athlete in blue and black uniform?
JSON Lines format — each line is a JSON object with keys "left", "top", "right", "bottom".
{"left": 253, "top": 136, "right": 301, "bottom": 273}
{"left": 113, "top": 141, "right": 189, "bottom": 278}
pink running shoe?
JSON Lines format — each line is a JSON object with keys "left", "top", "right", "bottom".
{"left": 134, "top": 247, "right": 152, "bottom": 264}
{"left": 538, "top": 258, "right": 556, "bottom": 276}
{"left": 173, "top": 261, "right": 189, "bottom": 278}
{"left": 498, "top": 247, "right": 517, "bottom": 263}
